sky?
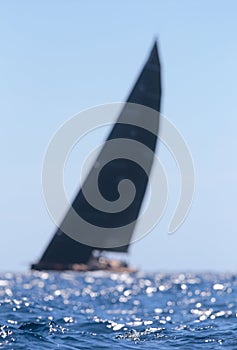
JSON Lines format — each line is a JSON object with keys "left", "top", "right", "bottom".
{"left": 0, "top": 0, "right": 237, "bottom": 272}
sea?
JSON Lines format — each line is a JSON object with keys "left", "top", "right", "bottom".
{"left": 0, "top": 271, "right": 237, "bottom": 349}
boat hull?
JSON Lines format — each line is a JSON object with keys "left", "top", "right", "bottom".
{"left": 31, "top": 260, "right": 138, "bottom": 273}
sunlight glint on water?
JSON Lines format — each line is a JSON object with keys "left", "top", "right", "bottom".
{"left": 0, "top": 272, "right": 236, "bottom": 348}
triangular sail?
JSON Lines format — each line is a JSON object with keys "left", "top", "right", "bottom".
{"left": 32, "top": 42, "right": 161, "bottom": 270}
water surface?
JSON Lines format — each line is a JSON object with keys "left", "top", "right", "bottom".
{"left": 0, "top": 271, "right": 236, "bottom": 349}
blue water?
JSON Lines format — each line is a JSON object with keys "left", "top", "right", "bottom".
{"left": 0, "top": 272, "right": 237, "bottom": 349}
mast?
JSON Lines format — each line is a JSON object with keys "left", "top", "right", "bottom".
{"left": 31, "top": 42, "right": 161, "bottom": 270}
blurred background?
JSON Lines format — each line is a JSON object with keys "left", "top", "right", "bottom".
{"left": 0, "top": 0, "right": 236, "bottom": 272}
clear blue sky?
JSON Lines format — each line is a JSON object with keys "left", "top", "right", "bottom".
{"left": 1, "top": 0, "right": 236, "bottom": 272}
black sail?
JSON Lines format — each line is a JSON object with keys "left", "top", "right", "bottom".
{"left": 31, "top": 42, "right": 161, "bottom": 270}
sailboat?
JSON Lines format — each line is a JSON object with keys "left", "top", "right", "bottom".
{"left": 31, "top": 42, "right": 161, "bottom": 272}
